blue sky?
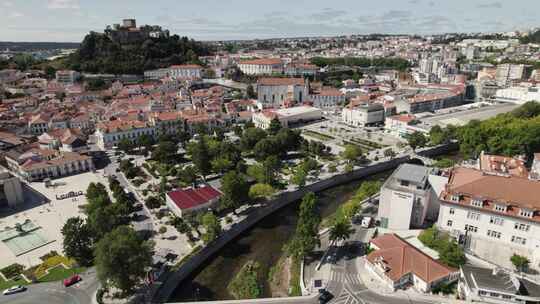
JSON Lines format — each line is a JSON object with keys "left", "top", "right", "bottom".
{"left": 1, "top": 0, "right": 538, "bottom": 42}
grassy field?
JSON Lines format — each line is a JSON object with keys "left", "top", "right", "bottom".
{"left": 38, "top": 265, "right": 86, "bottom": 283}
{"left": 0, "top": 277, "right": 29, "bottom": 290}
{"left": 302, "top": 130, "right": 335, "bottom": 141}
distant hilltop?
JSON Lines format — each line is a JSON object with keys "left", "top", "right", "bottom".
{"left": 0, "top": 41, "right": 80, "bottom": 52}
{"left": 58, "top": 18, "right": 212, "bottom": 75}
{"left": 103, "top": 18, "right": 170, "bottom": 45}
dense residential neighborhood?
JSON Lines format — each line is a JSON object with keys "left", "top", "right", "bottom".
{"left": 0, "top": 4, "right": 540, "bottom": 304}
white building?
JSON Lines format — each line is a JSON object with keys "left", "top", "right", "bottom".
{"left": 341, "top": 104, "right": 385, "bottom": 127}
{"left": 55, "top": 70, "right": 80, "bottom": 84}
{"left": 366, "top": 233, "right": 459, "bottom": 293}
{"left": 257, "top": 77, "right": 308, "bottom": 107}
{"left": 385, "top": 114, "right": 417, "bottom": 138}
{"left": 95, "top": 119, "right": 156, "bottom": 150}
{"left": 238, "top": 58, "right": 283, "bottom": 75}
{"left": 459, "top": 265, "right": 540, "bottom": 304}
{"left": 438, "top": 166, "right": 540, "bottom": 271}
{"left": 252, "top": 106, "right": 322, "bottom": 129}
{"left": 494, "top": 86, "right": 540, "bottom": 104}
{"left": 309, "top": 89, "right": 345, "bottom": 109}
{"left": 144, "top": 64, "right": 202, "bottom": 80}
{"left": 495, "top": 64, "right": 532, "bottom": 87}
{"left": 378, "top": 164, "right": 448, "bottom": 230}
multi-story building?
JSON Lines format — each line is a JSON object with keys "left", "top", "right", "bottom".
{"left": 238, "top": 58, "right": 283, "bottom": 75}
{"left": 341, "top": 104, "right": 385, "bottom": 127}
{"left": 149, "top": 111, "right": 185, "bottom": 135}
{"left": 284, "top": 63, "right": 319, "bottom": 77}
{"left": 495, "top": 64, "right": 532, "bottom": 87}
{"left": 394, "top": 89, "right": 464, "bottom": 114}
{"left": 55, "top": 70, "right": 80, "bottom": 85}
{"left": 378, "top": 164, "right": 448, "bottom": 230}
{"left": 95, "top": 119, "right": 156, "bottom": 150}
{"left": 144, "top": 64, "right": 202, "bottom": 80}
{"left": 5, "top": 147, "right": 94, "bottom": 182}
{"left": 438, "top": 166, "right": 540, "bottom": 271}
{"left": 309, "top": 89, "right": 345, "bottom": 109}
{"left": 384, "top": 114, "right": 417, "bottom": 138}
{"left": 257, "top": 77, "right": 308, "bottom": 107}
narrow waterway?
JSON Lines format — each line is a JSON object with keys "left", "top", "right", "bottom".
{"left": 170, "top": 172, "right": 391, "bottom": 302}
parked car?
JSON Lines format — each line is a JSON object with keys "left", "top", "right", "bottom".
{"left": 63, "top": 275, "right": 81, "bottom": 287}
{"left": 318, "top": 289, "right": 333, "bottom": 303}
{"left": 3, "top": 285, "right": 26, "bottom": 295}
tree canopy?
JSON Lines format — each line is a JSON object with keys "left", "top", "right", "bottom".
{"left": 94, "top": 226, "right": 154, "bottom": 294}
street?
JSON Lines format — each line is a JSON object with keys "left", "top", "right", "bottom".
{"left": 0, "top": 270, "right": 99, "bottom": 304}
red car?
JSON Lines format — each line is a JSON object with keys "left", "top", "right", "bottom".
{"left": 63, "top": 275, "right": 81, "bottom": 287}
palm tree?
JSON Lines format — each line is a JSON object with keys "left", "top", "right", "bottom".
{"left": 329, "top": 220, "right": 354, "bottom": 245}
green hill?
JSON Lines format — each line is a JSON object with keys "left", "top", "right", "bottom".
{"left": 62, "top": 32, "right": 212, "bottom": 75}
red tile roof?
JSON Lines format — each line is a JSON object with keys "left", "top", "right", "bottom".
{"left": 167, "top": 186, "right": 221, "bottom": 210}
{"left": 257, "top": 77, "right": 305, "bottom": 86}
{"left": 367, "top": 234, "right": 457, "bottom": 284}
{"left": 240, "top": 58, "right": 282, "bottom": 65}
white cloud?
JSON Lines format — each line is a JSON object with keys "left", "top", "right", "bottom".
{"left": 47, "top": 0, "right": 80, "bottom": 9}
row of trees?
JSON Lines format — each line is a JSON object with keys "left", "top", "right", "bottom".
{"left": 61, "top": 182, "right": 154, "bottom": 295}
{"left": 428, "top": 101, "right": 540, "bottom": 160}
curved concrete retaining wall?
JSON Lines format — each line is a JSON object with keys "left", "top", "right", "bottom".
{"left": 152, "top": 143, "right": 458, "bottom": 303}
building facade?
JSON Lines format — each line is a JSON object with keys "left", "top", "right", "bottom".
{"left": 95, "top": 120, "right": 156, "bottom": 150}
{"left": 238, "top": 58, "right": 283, "bottom": 75}
{"left": 342, "top": 104, "right": 385, "bottom": 127}
{"left": 257, "top": 77, "right": 309, "bottom": 107}
{"left": 438, "top": 167, "right": 540, "bottom": 271}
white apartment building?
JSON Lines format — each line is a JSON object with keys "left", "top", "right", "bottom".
{"left": 438, "top": 167, "right": 540, "bottom": 271}
{"left": 341, "top": 104, "right": 385, "bottom": 127}
{"left": 238, "top": 58, "right": 283, "bottom": 75}
{"left": 495, "top": 64, "right": 532, "bottom": 87}
{"left": 144, "top": 64, "right": 202, "bottom": 80}
{"left": 378, "top": 164, "right": 448, "bottom": 230}
{"left": 55, "top": 70, "right": 80, "bottom": 84}
{"left": 95, "top": 119, "right": 156, "bottom": 150}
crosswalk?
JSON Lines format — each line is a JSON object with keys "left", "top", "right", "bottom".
{"left": 327, "top": 269, "right": 367, "bottom": 304}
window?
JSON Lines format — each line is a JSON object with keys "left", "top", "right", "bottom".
{"left": 479, "top": 290, "right": 487, "bottom": 296}
{"left": 494, "top": 204, "right": 506, "bottom": 212}
{"left": 449, "top": 208, "right": 455, "bottom": 215}
{"left": 447, "top": 220, "right": 453, "bottom": 227}
{"left": 471, "top": 199, "right": 483, "bottom": 208}
{"left": 400, "top": 180, "right": 410, "bottom": 187}
{"left": 490, "top": 217, "right": 504, "bottom": 226}
{"left": 502, "top": 295, "right": 512, "bottom": 299}
{"left": 451, "top": 194, "right": 460, "bottom": 202}
{"left": 467, "top": 211, "right": 481, "bottom": 221}
{"left": 519, "top": 209, "right": 534, "bottom": 218}
{"left": 514, "top": 223, "right": 530, "bottom": 232}
{"left": 487, "top": 230, "right": 501, "bottom": 239}
{"left": 511, "top": 236, "right": 527, "bottom": 245}
{"left": 465, "top": 224, "right": 478, "bottom": 233}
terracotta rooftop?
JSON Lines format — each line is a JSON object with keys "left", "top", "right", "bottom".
{"left": 169, "top": 64, "right": 202, "bottom": 69}
{"left": 479, "top": 153, "right": 528, "bottom": 178}
{"left": 367, "top": 234, "right": 457, "bottom": 284}
{"left": 167, "top": 185, "right": 221, "bottom": 210}
{"left": 257, "top": 77, "right": 305, "bottom": 86}
{"left": 440, "top": 167, "right": 540, "bottom": 222}
{"left": 240, "top": 58, "right": 282, "bottom": 65}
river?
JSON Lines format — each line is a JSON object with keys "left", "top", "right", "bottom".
{"left": 170, "top": 172, "right": 391, "bottom": 302}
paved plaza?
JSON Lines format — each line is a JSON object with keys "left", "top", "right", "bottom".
{"left": 0, "top": 172, "right": 103, "bottom": 268}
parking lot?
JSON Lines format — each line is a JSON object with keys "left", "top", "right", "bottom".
{"left": 0, "top": 172, "right": 104, "bottom": 268}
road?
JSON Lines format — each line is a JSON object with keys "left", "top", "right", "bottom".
{"left": 103, "top": 151, "right": 154, "bottom": 233}
{"left": 0, "top": 270, "right": 99, "bottom": 304}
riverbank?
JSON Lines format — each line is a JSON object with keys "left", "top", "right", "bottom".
{"left": 155, "top": 143, "right": 459, "bottom": 303}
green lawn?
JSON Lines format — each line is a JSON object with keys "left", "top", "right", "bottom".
{"left": 0, "top": 277, "right": 29, "bottom": 290}
{"left": 38, "top": 265, "right": 86, "bottom": 283}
